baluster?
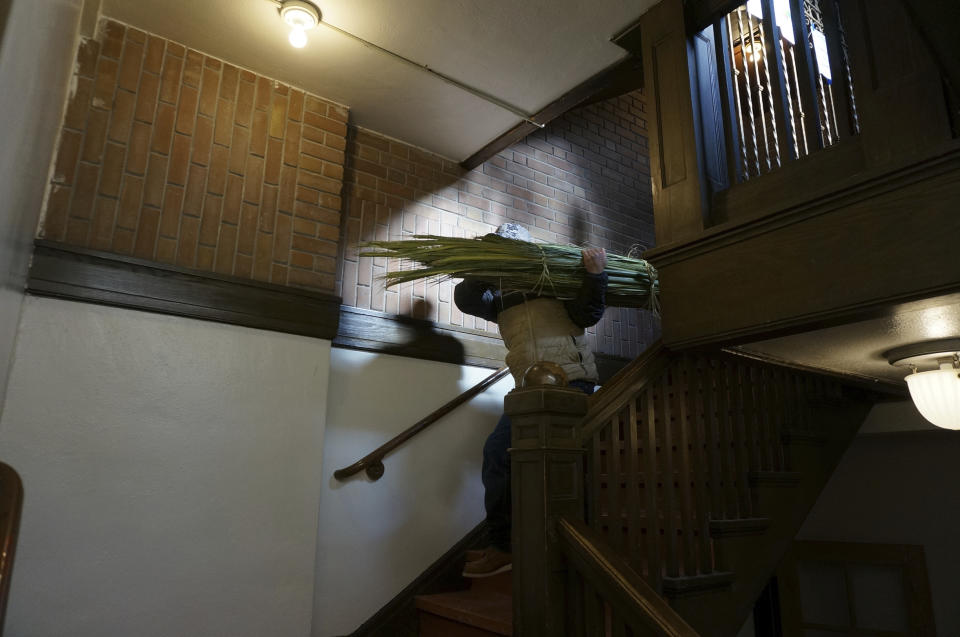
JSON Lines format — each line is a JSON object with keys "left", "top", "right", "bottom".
{"left": 732, "top": 363, "right": 753, "bottom": 517}
{"left": 661, "top": 373, "right": 679, "bottom": 579}
{"left": 690, "top": 358, "right": 714, "bottom": 574}
{"left": 644, "top": 384, "right": 662, "bottom": 589}
{"left": 591, "top": 429, "right": 604, "bottom": 533}
{"left": 626, "top": 398, "right": 642, "bottom": 569}
{"left": 719, "top": 15, "right": 748, "bottom": 181}
{"left": 789, "top": 0, "right": 826, "bottom": 152}
{"left": 675, "top": 359, "right": 697, "bottom": 576}
{"left": 703, "top": 359, "right": 723, "bottom": 526}
{"left": 771, "top": 368, "right": 786, "bottom": 471}
{"left": 757, "top": 367, "right": 775, "bottom": 471}
{"left": 608, "top": 413, "right": 625, "bottom": 551}
{"left": 744, "top": 7, "right": 774, "bottom": 171}
{"left": 717, "top": 361, "right": 738, "bottom": 518}
{"left": 584, "top": 588, "right": 604, "bottom": 636}
{"left": 733, "top": 8, "right": 762, "bottom": 176}
{"left": 567, "top": 570, "right": 586, "bottom": 637}
{"left": 759, "top": 0, "right": 789, "bottom": 165}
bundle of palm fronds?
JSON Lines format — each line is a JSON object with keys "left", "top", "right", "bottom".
{"left": 358, "top": 234, "right": 659, "bottom": 311}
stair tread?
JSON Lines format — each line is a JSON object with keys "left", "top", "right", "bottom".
{"left": 709, "top": 517, "right": 771, "bottom": 537}
{"left": 416, "top": 589, "right": 512, "bottom": 636}
{"left": 662, "top": 571, "right": 736, "bottom": 597}
{"left": 748, "top": 470, "right": 802, "bottom": 486}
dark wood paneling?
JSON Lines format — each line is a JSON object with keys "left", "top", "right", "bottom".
{"left": 335, "top": 306, "right": 506, "bottom": 369}
{"left": 28, "top": 241, "right": 341, "bottom": 339}
{"left": 642, "top": 0, "right": 707, "bottom": 245}
{"left": 842, "top": 0, "right": 953, "bottom": 168}
{"left": 648, "top": 148, "right": 960, "bottom": 348}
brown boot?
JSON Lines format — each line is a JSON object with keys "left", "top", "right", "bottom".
{"left": 464, "top": 549, "right": 486, "bottom": 563}
{"left": 462, "top": 547, "right": 512, "bottom": 578}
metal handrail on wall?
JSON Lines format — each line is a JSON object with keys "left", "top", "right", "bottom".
{"left": 332, "top": 367, "right": 510, "bottom": 482}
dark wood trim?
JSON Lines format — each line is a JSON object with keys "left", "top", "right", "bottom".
{"left": 725, "top": 347, "right": 908, "bottom": 399}
{"left": 555, "top": 516, "right": 700, "bottom": 636}
{"left": 645, "top": 144, "right": 960, "bottom": 266}
{"left": 27, "top": 241, "right": 342, "bottom": 340}
{"left": 335, "top": 305, "right": 506, "bottom": 369}
{"left": 460, "top": 55, "right": 643, "bottom": 170}
{"left": 685, "top": 0, "right": 745, "bottom": 34}
{"left": 29, "top": 242, "right": 636, "bottom": 378}
{"left": 341, "top": 523, "right": 487, "bottom": 637}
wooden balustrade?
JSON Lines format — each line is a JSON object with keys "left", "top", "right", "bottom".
{"left": 581, "top": 350, "right": 840, "bottom": 587}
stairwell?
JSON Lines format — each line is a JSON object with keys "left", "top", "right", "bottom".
{"left": 403, "top": 345, "right": 893, "bottom": 636}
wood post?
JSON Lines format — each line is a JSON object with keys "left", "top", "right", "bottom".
{"left": 641, "top": 0, "right": 709, "bottom": 245}
{"left": 507, "top": 385, "right": 590, "bottom": 637}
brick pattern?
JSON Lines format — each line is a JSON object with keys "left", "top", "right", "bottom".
{"left": 339, "top": 93, "right": 660, "bottom": 359}
{"left": 41, "top": 19, "right": 348, "bottom": 292}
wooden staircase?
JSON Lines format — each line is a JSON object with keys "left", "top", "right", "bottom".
{"left": 502, "top": 344, "right": 892, "bottom": 636}
{"left": 396, "top": 344, "right": 892, "bottom": 636}
{"left": 416, "top": 572, "right": 512, "bottom": 636}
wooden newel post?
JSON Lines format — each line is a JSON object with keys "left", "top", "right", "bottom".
{"left": 507, "top": 384, "right": 590, "bottom": 637}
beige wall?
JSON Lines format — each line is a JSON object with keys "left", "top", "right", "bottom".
{"left": 0, "top": 296, "right": 331, "bottom": 636}
{"left": 0, "top": 0, "right": 83, "bottom": 417}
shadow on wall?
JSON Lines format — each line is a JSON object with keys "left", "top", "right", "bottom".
{"left": 381, "top": 300, "right": 466, "bottom": 366}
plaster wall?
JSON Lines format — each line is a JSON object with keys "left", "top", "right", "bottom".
{"left": 312, "top": 347, "right": 514, "bottom": 636}
{"left": 798, "top": 430, "right": 960, "bottom": 636}
{"left": 0, "top": 296, "right": 330, "bottom": 637}
{"left": 0, "top": 0, "right": 83, "bottom": 416}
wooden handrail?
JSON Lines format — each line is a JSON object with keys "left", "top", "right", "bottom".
{"left": 333, "top": 366, "right": 511, "bottom": 481}
{"left": 580, "top": 340, "right": 671, "bottom": 443}
{"left": 555, "top": 516, "right": 701, "bottom": 637}
{"left": 0, "top": 462, "right": 23, "bottom": 636}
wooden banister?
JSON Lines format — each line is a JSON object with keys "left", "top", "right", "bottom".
{"left": 0, "top": 462, "right": 23, "bottom": 636}
{"left": 555, "top": 516, "right": 701, "bottom": 637}
{"left": 333, "top": 366, "right": 510, "bottom": 481}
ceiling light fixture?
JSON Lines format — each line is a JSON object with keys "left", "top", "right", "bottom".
{"left": 885, "top": 338, "right": 960, "bottom": 430}
{"left": 280, "top": 0, "right": 320, "bottom": 49}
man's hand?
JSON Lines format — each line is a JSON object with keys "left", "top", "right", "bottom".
{"left": 582, "top": 247, "right": 607, "bottom": 274}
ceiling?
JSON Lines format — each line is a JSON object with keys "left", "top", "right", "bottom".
{"left": 99, "top": 0, "right": 654, "bottom": 161}
{"left": 739, "top": 295, "right": 960, "bottom": 386}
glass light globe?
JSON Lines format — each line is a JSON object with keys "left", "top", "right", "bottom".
{"left": 905, "top": 368, "right": 960, "bottom": 430}
{"left": 289, "top": 28, "right": 308, "bottom": 48}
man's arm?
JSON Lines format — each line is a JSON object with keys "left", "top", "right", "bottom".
{"left": 454, "top": 279, "right": 501, "bottom": 323}
{"left": 564, "top": 248, "right": 608, "bottom": 328}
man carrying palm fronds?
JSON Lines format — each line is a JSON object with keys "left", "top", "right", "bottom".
{"left": 455, "top": 223, "right": 608, "bottom": 578}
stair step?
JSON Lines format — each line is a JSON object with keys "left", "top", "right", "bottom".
{"left": 416, "top": 589, "right": 512, "bottom": 636}
{"left": 661, "top": 571, "right": 736, "bottom": 598}
{"left": 709, "top": 517, "right": 770, "bottom": 538}
{"left": 781, "top": 429, "right": 828, "bottom": 446}
{"left": 467, "top": 570, "right": 512, "bottom": 596}
{"left": 748, "top": 471, "right": 802, "bottom": 487}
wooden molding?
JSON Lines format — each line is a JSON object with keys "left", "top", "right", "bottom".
{"left": 28, "top": 242, "right": 637, "bottom": 377}
{"left": 335, "top": 306, "right": 506, "bottom": 369}
{"left": 28, "top": 241, "right": 342, "bottom": 340}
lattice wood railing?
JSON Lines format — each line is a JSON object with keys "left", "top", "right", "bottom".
{"left": 507, "top": 341, "right": 862, "bottom": 636}
{"left": 580, "top": 347, "right": 841, "bottom": 591}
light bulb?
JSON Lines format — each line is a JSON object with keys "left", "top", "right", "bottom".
{"left": 289, "top": 27, "right": 308, "bottom": 48}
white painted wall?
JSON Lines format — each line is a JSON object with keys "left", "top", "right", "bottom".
{"left": 0, "top": 0, "right": 83, "bottom": 417}
{"left": 0, "top": 297, "right": 331, "bottom": 637}
{"left": 312, "top": 348, "right": 513, "bottom": 637}
{"left": 799, "top": 431, "right": 960, "bottom": 637}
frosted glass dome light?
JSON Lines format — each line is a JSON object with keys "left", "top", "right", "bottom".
{"left": 905, "top": 366, "right": 960, "bottom": 430}
{"left": 886, "top": 339, "right": 960, "bottom": 431}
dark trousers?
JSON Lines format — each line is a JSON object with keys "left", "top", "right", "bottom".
{"left": 481, "top": 379, "right": 597, "bottom": 552}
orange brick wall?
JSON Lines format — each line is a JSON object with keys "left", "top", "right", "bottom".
{"left": 338, "top": 93, "right": 660, "bottom": 359}
{"left": 41, "top": 19, "right": 348, "bottom": 292}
